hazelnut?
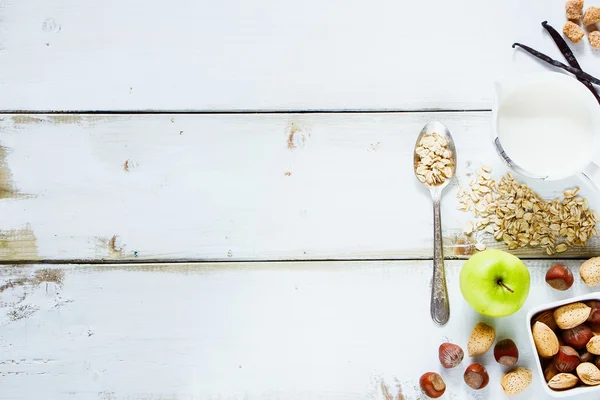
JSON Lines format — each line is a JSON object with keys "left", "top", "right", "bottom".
{"left": 533, "top": 310, "right": 558, "bottom": 332}
{"left": 587, "top": 301, "right": 600, "bottom": 324}
{"left": 494, "top": 339, "right": 519, "bottom": 367}
{"left": 580, "top": 351, "right": 595, "bottom": 363}
{"left": 558, "top": 334, "right": 567, "bottom": 347}
{"left": 562, "top": 325, "right": 594, "bottom": 349}
{"left": 595, "top": 356, "right": 600, "bottom": 370}
{"left": 590, "top": 323, "right": 600, "bottom": 336}
{"left": 464, "top": 363, "right": 489, "bottom": 390}
{"left": 419, "top": 372, "right": 445, "bottom": 398}
{"left": 554, "top": 346, "right": 581, "bottom": 373}
{"left": 545, "top": 264, "right": 574, "bottom": 290}
{"left": 438, "top": 343, "right": 464, "bottom": 368}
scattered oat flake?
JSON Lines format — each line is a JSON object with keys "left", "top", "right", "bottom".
{"left": 555, "top": 243, "right": 568, "bottom": 253}
{"left": 462, "top": 221, "right": 474, "bottom": 235}
{"left": 456, "top": 167, "right": 599, "bottom": 254}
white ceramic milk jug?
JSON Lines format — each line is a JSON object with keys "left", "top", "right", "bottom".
{"left": 492, "top": 72, "right": 600, "bottom": 188}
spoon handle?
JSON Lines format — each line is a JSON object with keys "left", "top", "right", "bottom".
{"left": 431, "top": 196, "right": 450, "bottom": 326}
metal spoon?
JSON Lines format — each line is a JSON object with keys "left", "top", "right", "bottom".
{"left": 413, "top": 121, "right": 457, "bottom": 326}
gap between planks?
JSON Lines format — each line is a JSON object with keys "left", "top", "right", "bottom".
{"left": 0, "top": 256, "right": 593, "bottom": 266}
{"left": 0, "top": 109, "right": 492, "bottom": 115}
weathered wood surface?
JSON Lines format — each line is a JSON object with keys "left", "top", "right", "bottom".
{"left": 1, "top": 260, "right": 598, "bottom": 400}
{"left": 1, "top": 1, "right": 600, "bottom": 399}
{"left": 0, "top": 0, "right": 598, "bottom": 111}
{"left": 0, "top": 112, "right": 598, "bottom": 262}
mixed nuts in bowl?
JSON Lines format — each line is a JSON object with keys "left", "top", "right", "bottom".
{"left": 527, "top": 292, "right": 600, "bottom": 397}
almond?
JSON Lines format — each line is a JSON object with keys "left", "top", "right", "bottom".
{"left": 545, "top": 363, "right": 560, "bottom": 382}
{"left": 501, "top": 367, "right": 532, "bottom": 396}
{"left": 587, "top": 336, "right": 600, "bottom": 355}
{"left": 467, "top": 322, "right": 495, "bottom": 357}
{"left": 576, "top": 362, "right": 600, "bottom": 386}
{"left": 533, "top": 321, "right": 560, "bottom": 358}
{"left": 580, "top": 257, "right": 600, "bottom": 287}
{"left": 554, "top": 302, "right": 592, "bottom": 330}
{"left": 548, "top": 373, "right": 579, "bottom": 390}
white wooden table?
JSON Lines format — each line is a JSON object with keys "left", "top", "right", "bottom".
{"left": 1, "top": 0, "right": 599, "bottom": 398}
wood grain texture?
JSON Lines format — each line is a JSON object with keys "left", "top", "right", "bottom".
{"left": 0, "top": 0, "right": 598, "bottom": 111}
{"left": 0, "top": 112, "right": 598, "bottom": 262}
{"left": 1, "top": 260, "right": 599, "bottom": 399}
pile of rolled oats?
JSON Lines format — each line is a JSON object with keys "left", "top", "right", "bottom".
{"left": 415, "top": 134, "right": 455, "bottom": 186}
{"left": 457, "top": 166, "right": 599, "bottom": 255}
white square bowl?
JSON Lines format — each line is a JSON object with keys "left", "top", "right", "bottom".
{"left": 526, "top": 292, "right": 600, "bottom": 398}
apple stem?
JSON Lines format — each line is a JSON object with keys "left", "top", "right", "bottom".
{"left": 497, "top": 280, "right": 514, "bottom": 293}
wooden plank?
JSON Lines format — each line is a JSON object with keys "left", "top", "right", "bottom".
{"left": 0, "top": 0, "right": 597, "bottom": 111}
{"left": 1, "top": 260, "right": 599, "bottom": 399}
{"left": 0, "top": 112, "right": 598, "bottom": 262}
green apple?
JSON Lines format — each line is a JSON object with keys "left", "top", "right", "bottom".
{"left": 460, "top": 249, "right": 530, "bottom": 317}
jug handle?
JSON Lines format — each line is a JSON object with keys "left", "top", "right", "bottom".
{"left": 583, "top": 162, "right": 600, "bottom": 189}
{"left": 493, "top": 81, "right": 505, "bottom": 105}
